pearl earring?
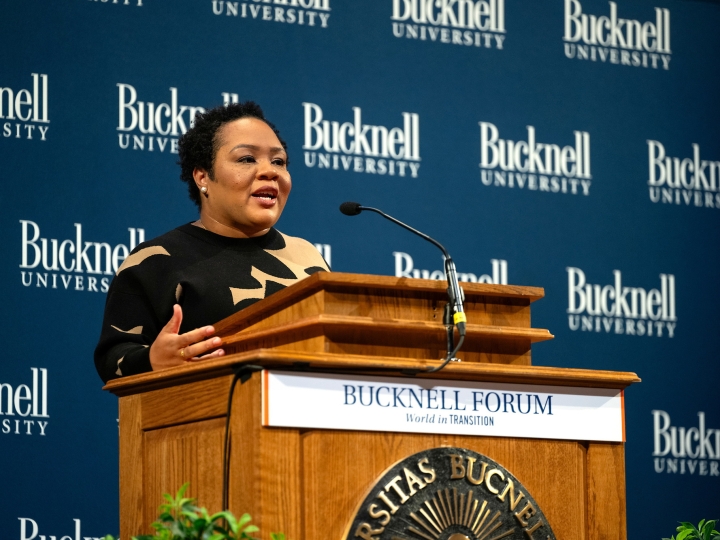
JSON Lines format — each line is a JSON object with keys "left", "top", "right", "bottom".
{"left": 200, "top": 186, "right": 208, "bottom": 196}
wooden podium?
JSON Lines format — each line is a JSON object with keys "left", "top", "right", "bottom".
{"left": 105, "top": 273, "right": 639, "bottom": 540}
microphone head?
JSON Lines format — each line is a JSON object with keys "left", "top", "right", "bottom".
{"left": 339, "top": 201, "right": 363, "bottom": 216}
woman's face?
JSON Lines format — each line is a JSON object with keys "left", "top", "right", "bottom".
{"left": 196, "top": 117, "right": 291, "bottom": 238}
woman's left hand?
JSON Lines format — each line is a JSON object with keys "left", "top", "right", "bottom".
{"left": 148, "top": 304, "right": 225, "bottom": 371}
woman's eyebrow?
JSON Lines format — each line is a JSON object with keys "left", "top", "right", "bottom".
{"left": 229, "top": 143, "right": 285, "bottom": 153}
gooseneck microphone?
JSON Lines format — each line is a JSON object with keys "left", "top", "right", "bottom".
{"left": 340, "top": 201, "right": 466, "bottom": 373}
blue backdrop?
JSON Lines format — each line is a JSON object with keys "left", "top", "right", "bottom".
{"left": 2, "top": 1, "right": 719, "bottom": 538}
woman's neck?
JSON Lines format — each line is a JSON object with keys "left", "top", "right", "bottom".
{"left": 194, "top": 212, "right": 270, "bottom": 239}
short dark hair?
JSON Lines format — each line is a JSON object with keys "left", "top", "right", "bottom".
{"left": 177, "top": 101, "right": 288, "bottom": 209}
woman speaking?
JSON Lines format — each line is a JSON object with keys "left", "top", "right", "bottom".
{"left": 94, "top": 102, "right": 329, "bottom": 383}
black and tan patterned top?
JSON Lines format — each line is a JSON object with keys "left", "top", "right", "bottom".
{"left": 94, "top": 223, "right": 329, "bottom": 383}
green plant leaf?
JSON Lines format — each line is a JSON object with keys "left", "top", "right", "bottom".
{"left": 701, "top": 519, "right": 720, "bottom": 540}
{"left": 193, "top": 518, "right": 208, "bottom": 531}
{"left": 219, "top": 511, "right": 239, "bottom": 534}
{"left": 677, "top": 529, "right": 695, "bottom": 540}
{"left": 235, "top": 513, "right": 253, "bottom": 529}
{"left": 211, "top": 523, "right": 229, "bottom": 535}
{"left": 209, "top": 510, "right": 234, "bottom": 521}
{"left": 131, "top": 482, "right": 289, "bottom": 540}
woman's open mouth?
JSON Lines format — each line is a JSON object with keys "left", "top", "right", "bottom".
{"left": 252, "top": 186, "right": 278, "bottom": 206}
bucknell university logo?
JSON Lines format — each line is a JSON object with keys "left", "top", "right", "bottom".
{"left": 479, "top": 122, "right": 592, "bottom": 197}
{"left": 116, "top": 84, "right": 242, "bottom": 154}
{"left": 0, "top": 73, "right": 49, "bottom": 141}
{"left": 20, "top": 220, "right": 146, "bottom": 294}
{"left": 302, "top": 102, "right": 421, "bottom": 178}
{"left": 211, "top": 0, "right": 331, "bottom": 28}
{"left": 391, "top": 0, "right": 506, "bottom": 50}
{"left": 566, "top": 268, "right": 677, "bottom": 338}
{"left": 652, "top": 411, "right": 719, "bottom": 478}
{"left": 563, "top": 0, "right": 671, "bottom": 70}
{"left": 647, "top": 140, "right": 720, "bottom": 210}
{"left": 116, "top": 83, "right": 205, "bottom": 154}
{"left": 1, "top": 368, "right": 48, "bottom": 437}
{"left": 394, "top": 252, "right": 509, "bottom": 285}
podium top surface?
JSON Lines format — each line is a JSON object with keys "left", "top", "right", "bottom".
{"left": 104, "top": 349, "right": 640, "bottom": 396}
{"left": 211, "top": 271, "right": 546, "bottom": 334}
{"left": 230, "top": 271, "right": 547, "bottom": 299}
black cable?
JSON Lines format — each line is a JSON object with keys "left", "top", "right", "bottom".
{"left": 221, "top": 372, "right": 241, "bottom": 513}
{"left": 424, "top": 333, "right": 465, "bottom": 374}
{"left": 443, "top": 302, "right": 454, "bottom": 357}
{"left": 428, "top": 299, "right": 465, "bottom": 374}
{"left": 222, "top": 364, "right": 263, "bottom": 512}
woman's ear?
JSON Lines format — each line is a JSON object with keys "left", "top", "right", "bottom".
{"left": 193, "top": 168, "right": 211, "bottom": 197}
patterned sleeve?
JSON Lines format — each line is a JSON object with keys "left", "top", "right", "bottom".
{"left": 93, "top": 247, "right": 170, "bottom": 383}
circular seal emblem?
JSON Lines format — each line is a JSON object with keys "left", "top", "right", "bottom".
{"left": 344, "top": 447, "right": 556, "bottom": 540}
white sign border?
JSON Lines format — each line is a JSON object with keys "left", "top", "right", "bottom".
{"left": 261, "top": 369, "right": 625, "bottom": 443}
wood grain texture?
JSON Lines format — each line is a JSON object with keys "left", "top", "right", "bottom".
{"left": 106, "top": 350, "right": 640, "bottom": 396}
{"left": 141, "top": 376, "right": 230, "bottom": 430}
{"left": 587, "top": 443, "right": 628, "bottom": 540}
{"left": 301, "top": 429, "right": 589, "bottom": 539}
{"left": 142, "top": 418, "right": 225, "bottom": 530}
{"left": 318, "top": 289, "right": 534, "bottom": 327}
{"left": 119, "top": 394, "right": 144, "bottom": 540}
{"left": 221, "top": 315, "right": 552, "bottom": 347}
{"left": 228, "top": 289, "right": 534, "bottom": 337}
{"left": 229, "top": 373, "right": 303, "bottom": 539}
{"left": 212, "top": 273, "right": 545, "bottom": 335}
{"left": 207, "top": 274, "right": 550, "bottom": 366}
{"left": 220, "top": 320, "right": 542, "bottom": 366}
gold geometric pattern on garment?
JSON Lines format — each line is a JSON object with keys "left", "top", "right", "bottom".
{"left": 116, "top": 246, "right": 170, "bottom": 275}
{"left": 115, "top": 345, "right": 147, "bottom": 376}
{"left": 230, "top": 263, "right": 306, "bottom": 305}
{"left": 229, "top": 236, "right": 327, "bottom": 305}
{"left": 272, "top": 233, "right": 329, "bottom": 271}
{"left": 115, "top": 356, "right": 125, "bottom": 377}
{"left": 111, "top": 325, "right": 143, "bottom": 334}
{"left": 175, "top": 283, "right": 183, "bottom": 302}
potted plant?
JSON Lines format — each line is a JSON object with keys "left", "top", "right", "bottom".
{"left": 663, "top": 519, "right": 719, "bottom": 540}
{"left": 106, "top": 484, "right": 285, "bottom": 540}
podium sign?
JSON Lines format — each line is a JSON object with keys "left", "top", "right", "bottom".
{"left": 262, "top": 370, "right": 625, "bottom": 442}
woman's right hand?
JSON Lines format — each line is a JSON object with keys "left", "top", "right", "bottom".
{"left": 149, "top": 304, "right": 225, "bottom": 371}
